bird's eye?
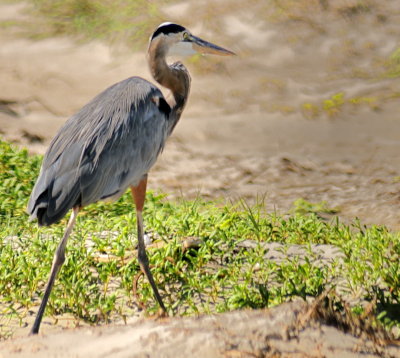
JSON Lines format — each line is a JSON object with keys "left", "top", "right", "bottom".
{"left": 183, "top": 32, "right": 190, "bottom": 40}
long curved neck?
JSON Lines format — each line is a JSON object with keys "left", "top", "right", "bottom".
{"left": 148, "top": 39, "right": 191, "bottom": 120}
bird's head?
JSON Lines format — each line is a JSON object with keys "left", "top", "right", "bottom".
{"left": 149, "top": 22, "right": 235, "bottom": 57}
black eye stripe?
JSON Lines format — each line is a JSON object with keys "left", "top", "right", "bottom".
{"left": 151, "top": 23, "right": 186, "bottom": 40}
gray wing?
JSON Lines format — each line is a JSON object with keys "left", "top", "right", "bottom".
{"left": 28, "top": 76, "right": 171, "bottom": 226}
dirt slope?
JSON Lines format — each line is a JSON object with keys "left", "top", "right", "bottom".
{"left": 1, "top": 300, "right": 399, "bottom": 358}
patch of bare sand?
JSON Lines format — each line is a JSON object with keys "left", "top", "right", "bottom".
{"left": 1, "top": 299, "right": 398, "bottom": 358}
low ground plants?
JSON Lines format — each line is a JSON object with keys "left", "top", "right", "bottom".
{"left": 0, "top": 139, "right": 399, "bottom": 338}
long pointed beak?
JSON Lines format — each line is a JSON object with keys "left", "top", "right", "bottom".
{"left": 191, "top": 35, "right": 235, "bottom": 56}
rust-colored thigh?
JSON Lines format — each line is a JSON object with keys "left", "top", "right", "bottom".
{"left": 130, "top": 176, "right": 148, "bottom": 212}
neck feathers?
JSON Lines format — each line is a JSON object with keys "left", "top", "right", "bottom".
{"left": 148, "top": 39, "right": 191, "bottom": 118}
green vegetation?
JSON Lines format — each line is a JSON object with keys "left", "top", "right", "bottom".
{"left": 7, "top": 0, "right": 375, "bottom": 45}
{"left": 6, "top": 0, "right": 172, "bottom": 46}
{"left": 301, "top": 92, "right": 381, "bottom": 119}
{"left": 0, "top": 139, "right": 399, "bottom": 338}
{"left": 385, "top": 47, "right": 400, "bottom": 78}
{"left": 322, "top": 92, "right": 345, "bottom": 117}
{"left": 291, "top": 198, "right": 339, "bottom": 217}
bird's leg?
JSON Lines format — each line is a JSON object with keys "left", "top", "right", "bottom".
{"left": 130, "top": 177, "right": 166, "bottom": 313}
{"left": 30, "top": 207, "right": 79, "bottom": 335}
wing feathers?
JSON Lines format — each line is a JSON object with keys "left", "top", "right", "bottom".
{"left": 28, "top": 77, "right": 171, "bottom": 225}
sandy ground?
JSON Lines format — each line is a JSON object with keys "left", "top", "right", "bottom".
{"left": 1, "top": 0, "right": 400, "bottom": 356}
{"left": 2, "top": 1, "right": 400, "bottom": 230}
{"left": 1, "top": 299, "right": 399, "bottom": 358}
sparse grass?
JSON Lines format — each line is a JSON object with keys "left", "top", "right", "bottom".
{"left": 6, "top": 0, "right": 172, "bottom": 47}
{"left": 291, "top": 198, "right": 339, "bottom": 217}
{"left": 301, "top": 92, "right": 382, "bottom": 119}
{"left": 385, "top": 47, "right": 400, "bottom": 78}
{"left": 7, "top": 0, "right": 376, "bottom": 46}
{"left": 0, "top": 139, "right": 399, "bottom": 339}
{"left": 322, "top": 92, "right": 345, "bottom": 117}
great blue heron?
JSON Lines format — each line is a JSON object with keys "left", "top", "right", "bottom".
{"left": 27, "top": 22, "right": 234, "bottom": 334}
